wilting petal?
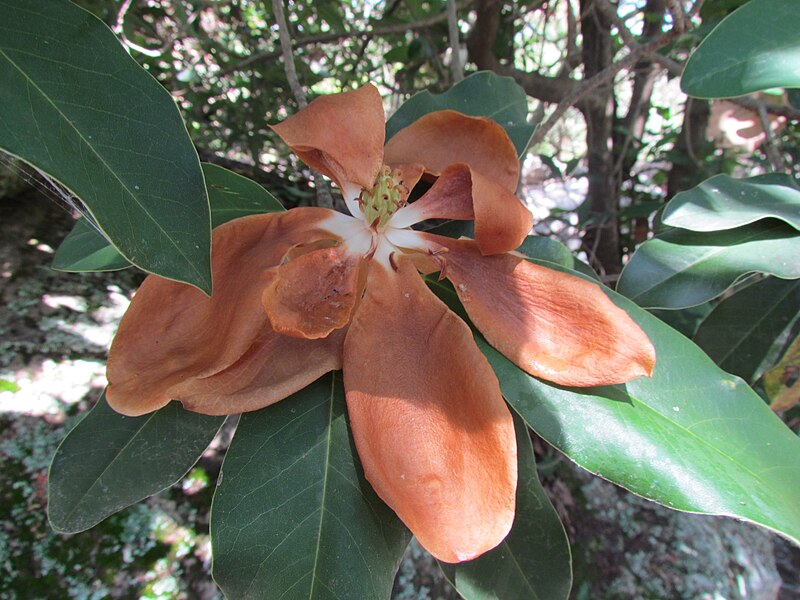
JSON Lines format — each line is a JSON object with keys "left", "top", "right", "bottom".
{"left": 343, "top": 258, "right": 517, "bottom": 563}
{"left": 262, "top": 243, "right": 365, "bottom": 339}
{"left": 390, "top": 163, "right": 532, "bottom": 254}
{"left": 169, "top": 326, "right": 345, "bottom": 415}
{"left": 270, "top": 84, "right": 385, "bottom": 190}
{"left": 431, "top": 237, "right": 656, "bottom": 386}
{"left": 383, "top": 110, "right": 520, "bottom": 193}
{"left": 106, "top": 209, "right": 341, "bottom": 417}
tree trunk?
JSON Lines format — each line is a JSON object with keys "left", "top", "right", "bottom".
{"left": 578, "top": 0, "right": 620, "bottom": 278}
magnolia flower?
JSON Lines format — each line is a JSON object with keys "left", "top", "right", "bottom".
{"left": 106, "top": 84, "right": 655, "bottom": 563}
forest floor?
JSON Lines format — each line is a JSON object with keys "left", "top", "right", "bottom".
{"left": 1, "top": 188, "right": 798, "bottom": 599}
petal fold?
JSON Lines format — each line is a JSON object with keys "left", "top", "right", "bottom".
{"left": 383, "top": 110, "right": 520, "bottom": 193}
{"left": 106, "top": 209, "right": 341, "bottom": 416}
{"left": 169, "top": 326, "right": 345, "bottom": 415}
{"left": 390, "top": 163, "right": 532, "bottom": 254}
{"left": 343, "top": 258, "right": 517, "bottom": 563}
{"left": 271, "top": 84, "right": 385, "bottom": 190}
{"left": 262, "top": 243, "right": 364, "bottom": 339}
{"left": 432, "top": 237, "right": 656, "bottom": 387}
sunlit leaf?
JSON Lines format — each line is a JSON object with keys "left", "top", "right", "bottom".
{"left": 211, "top": 373, "right": 410, "bottom": 599}
{"left": 48, "top": 391, "right": 224, "bottom": 533}
{"left": 52, "top": 218, "right": 132, "bottom": 272}
{"left": 663, "top": 174, "right": 800, "bottom": 232}
{"left": 52, "top": 163, "right": 283, "bottom": 273}
{"left": 0, "top": 0, "right": 211, "bottom": 292}
{"left": 616, "top": 221, "right": 800, "bottom": 309}
{"left": 693, "top": 277, "right": 800, "bottom": 383}
{"left": 439, "top": 412, "right": 572, "bottom": 600}
{"left": 682, "top": 0, "right": 800, "bottom": 98}
{"left": 386, "top": 71, "right": 536, "bottom": 157}
{"left": 428, "top": 252, "right": 800, "bottom": 547}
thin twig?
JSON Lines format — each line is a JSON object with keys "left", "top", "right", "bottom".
{"left": 270, "top": 0, "right": 335, "bottom": 208}
{"left": 271, "top": 0, "right": 307, "bottom": 110}
{"left": 528, "top": 27, "right": 683, "bottom": 148}
{"left": 447, "top": 0, "right": 464, "bottom": 82}
{"left": 230, "top": 2, "right": 471, "bottom": 73}
{"left": 756, "top": 100, "right": 784, "bottom": 172}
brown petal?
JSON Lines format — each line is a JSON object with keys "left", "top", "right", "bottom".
{"left": 383, "top": 110, "right": 520, "bottom": 193}
{"left": 270, "top": 84, "right": 385, "bottom": 190}
{"left": 106, "top": 209, "right": 341, "bottom": 417}
{"left": 170, "top": 326, "right": 345, "bottom": 415}
{"left": 262, "top": 243, "right": 365, "bottom": 339}
{"left": 390, "top": 163, "right": 532, "bottom": 255}
{"left": 343, "top": 258, "right": 517, "bottom": 563}
{"left": 431, "top": 237, "right": 656, "bottom": 386}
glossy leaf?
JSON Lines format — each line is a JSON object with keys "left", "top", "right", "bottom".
{"left": 203, "top": 163, "right": 284, "bottom": 227}
{"left": 663, "top": 174, "right": 800, "bottom": 232}
{"left": 211, "top": 373, "right": 410, "bottom": 599}
{"left": 0, "top": 0, "right": 212, "bottom": 292}
{"left": 694, "top": 277, "right": 800, "bottom": 383}
{"left": 52, "top": 218, "right": 133, "bottom": 272}
{"left": 440, "top": 412, "right": 572, "bottom": 600}
{"left": 385, "top": 71, "right": 536, "bottom": 157}
{"left": 53, "top": 163, "right": 284, "bottom": 273}
{"left": 429, "top": 257, "right": 800, "bottom": 546}
{"left": 48, "top": 391, "right": 224, "bottom": 533}
{"left": 617, "top": 221, "right": 800, "bottom": 309}
{"left": 681, "top": 0, "right": 800, "bottom": 98}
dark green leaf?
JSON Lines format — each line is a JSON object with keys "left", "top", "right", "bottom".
{"left": 616, "top": 221, "right": 800, "bottom": 309}
{"left": 204, "top": 163, "right": 284, "bottom": 226}
{"left": 663, "top": 174, "right": 800, "bottom": 232}
{"left": 211, "top": 374, "right": 410, "bottom": 599}
{"left": 48, "top": 391, "right": 223, "bottom": 533}
{"left": 649, "top": 302, "right": 713, "bottom": 339}
{"left": 682, "top": 0, "right": 800, "bottom": 98}
{"left": 52, "top": 218, "right": 132, "bottom": 272}
{"left": 430, "top": 265, "right": 800, "bottom": 546}
{"left": 386, "top": 71, "right": 536, "bottom": 157}
{"left": 0, "top": 0, "right": 212, "bottom": 292}
{"left": 440, "top": 412, "right": 572, "bottom": 600}
{"left": 52, "top": 163, "right": 284, "bottom": 273}
{"left": 518, "top": 236, "right": 573, "bottom": 269}
{"left": 694, "top": 277, "right": 800, "bottom": 383}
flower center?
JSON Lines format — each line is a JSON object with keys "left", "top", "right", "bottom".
{"left": 360, "top": 166, "right": 408, "bottom": 231}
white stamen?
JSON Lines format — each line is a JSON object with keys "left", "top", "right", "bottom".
{"left": 384, "top": 227, "right": 431, "bottom": 252}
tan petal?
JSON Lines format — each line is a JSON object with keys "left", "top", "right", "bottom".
{"left": 170, "top": 326, "right": 345, "bottom": 415}
{"left": 383, "top": 110, "right": 520, "bottom": 193}
{"left": 390, "top": 163, "right": 532, "bottom": 255}
{"left": 271, "top": 84, "right": 385, "bottom": 189}
{"left": 106, "top": 208, "right": 341, "bottom": 417}
{"left": 262, "top": 243, "right": 365, "bottom": 339}
{"left": 431, "top": 237, "right": 656, "bottom": 386}
{"left": 343, "top": 258, "right": 517, "bottom": 563}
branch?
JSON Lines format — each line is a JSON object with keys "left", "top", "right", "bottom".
{"left": 529, "top": 25, "right": 684, "bottom": 148}
{"left": 229, "top": 3, "right": 470, "bottom": 73}
{"left": 447, "top": 0, "right": 464, "bottom": 82}
{"left": 467, "top": 0, "right": 577, "bottom": 103}
{"left": 271, "top": 0, "right": 335, "bottom": 208}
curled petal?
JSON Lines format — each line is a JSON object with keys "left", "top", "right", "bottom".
{"left": 383, "top": 110, "right": 520, "bottom": 193}
{"left": 106, "top": 209, "right": 340, "bottom": 417}
{"left": 431, "top": 237, "right": 656, "bottom": 386}
{"left": 270, "top": 84, "right": 385, "bottom": 190}
{"left": 262, "top": 243, "right": 365, "bottom": 339}
{"left": 343, "top": 258, "right": 517, "bottom": 563}
{"left": 390, "top": 163, "right": 532, "bottom": 254}
{"left": 169, "top": 326, "right": 345, "bottom": 416}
